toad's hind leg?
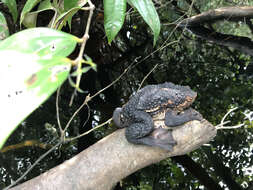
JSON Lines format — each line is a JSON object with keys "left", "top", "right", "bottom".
{"left": 125, "top": 111, "right": 176, "bottom": 151}
{"left": 165, "top": 108, "right": 203, "bottom": 127}
{"left": 137, "top": 128, "right": 176, "bottom": 151}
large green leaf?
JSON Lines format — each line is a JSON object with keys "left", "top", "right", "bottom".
{"left": 0, "top": 27, "right": 80, "bottom": 149}
{"left": 128, "top": 0, "right": 160, "bottom": 45}
{"left": 1, "top": 0, "right": 18, "bottom": 22}
{"left": 0, "top": 27, "right": 80, "bottom": 57}
{"left": 0, "top": 12, "right": 9, "bottom": 39}
{"left": 104, "top": 0, "right": 126, "bottom": 44}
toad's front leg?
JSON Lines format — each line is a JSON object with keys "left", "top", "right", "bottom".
{"left": 165, "top": 108, "right": 203, "bottom": 127}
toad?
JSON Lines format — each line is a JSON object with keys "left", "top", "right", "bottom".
{"left": 113, "top": 82, "right": 202, "bottom": 151}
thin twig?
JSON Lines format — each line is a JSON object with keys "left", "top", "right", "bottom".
{"left": 69, "top": 89, "right": 77, "bottom": 107}
{"left": 56, "top": 86, "right": 63, "bottom": 133}
{"left": 138, "top": 64, "right": 158, "bottom": 90}
{"left": 66, "top": 118, "right": 112, "bottom": 142}
{"left": 215, "top": 120, "right": 230, "bottom": 128}
{"left": 215, "top": 107, "right": 244, "bottom": 130}
{"left": 61, "top": 57, "right": 140, "bottom": 138}
{"left": 217, "top": 123, "right": 245, "bottom": 130}
{"left": 89, "top": 56, "right": 140, "bottom": 101}
{"left": 81, "top": 103, "right": 91, "bottom": 128}
{"left": 4, "top": 141, "right": 62, "bottom": 190}
{"left": 63, "top": 95, "right": 90, "bottom": 135}
{"left": 61, "top": 57, "right": 140, "bottom": 143}
{"left": 221, "top": 107, "right": 238, "bottom": 124}
{"left": 77, "top": 0, "right": 95, "bottom": 61}
{"left": 70, "top": 0, "right": 95, "bottom": 105}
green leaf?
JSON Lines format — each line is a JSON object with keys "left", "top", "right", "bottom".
{"left": 127, "top": 0, "right": 160, "bottom": 45}
{"left": 54, "top": 7, "right": 81, "bottom": 30}
{"left": 0, "top": 27, "right": 81, "bottom": 57}
{"left": 22, "top": 0, "right": 54, "bottom": 28}
{"left": 104, "top": 0, "right": 126, "bottom": 44}
{"left": 22, "top": 13, "right": 38, "bottom": 28}
{"left": 64, "top": 0, "right": 79, "bottom": 11}
{"left": 0, "top": 12, "right": 9, "bottom": 40}
{"left": 54, "top": 0, "right": 87, "bottom": 30}
{"left": 71, "top": 66, "right": 91, "bottom": 76}
{"left": 68, "top": 76, "right": 85, "bottom": 93}
{"left": 20, "top": 0, "right": 42, "bottom": 26}
{"left": 0, "top": 27, "right": 80, "bottom": 149}
{"left": 83, "top": 54, "right": 96, "bottom": 71}
{"left": 1, "top": 0, "right": 18, "bottom": 23}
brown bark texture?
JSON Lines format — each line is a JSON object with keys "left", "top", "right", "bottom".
{"left": 179, "top": 6, "right": 253, "bottom": 26}
{"left": 178, "top": 6, "right": 253, "bottom": 56}
{"left": 10, "top": 119, "right": 216, "bottom": 190}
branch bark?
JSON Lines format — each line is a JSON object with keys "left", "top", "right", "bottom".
{"left": 178, "top": 6, "right": 253, "bottom": 56}
{"left": 10, "top": 119, "right": 216, "bottom": 190}
{"left": 179, "top": 6, "right": 253, "bottom": 27}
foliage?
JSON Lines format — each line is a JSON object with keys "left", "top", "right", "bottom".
{"left": 127, "top": 0, "right": 160, "bottom": 45}
{"left": 104, "top": 0, "right": 126, "bottom": 44}
{"left": 1, "top": 0, "right": 17, "bottom": 22}
{"left": 0, "top": 27, "right": 80, "bottom": 149}
{"left": 104, "top": 0, "right": 160, "bottom": 45}
{"left": 0, "top": 0, "right": 160, "bottom": 150}
{"left": 20, "top": 0, "right": 87, "bottom": 28}
{"left": 0, "top": 12, "right": 9, "bottom": 39}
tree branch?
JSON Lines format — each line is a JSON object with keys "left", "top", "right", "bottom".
{"left": 179, "top": 6, "right": 253, "bottom": 27}
{"left": 10, "top": 119, "right": 216, "bottom": 190}
{"left": 178, "top": 6, "right": 253, "bottom": 56}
